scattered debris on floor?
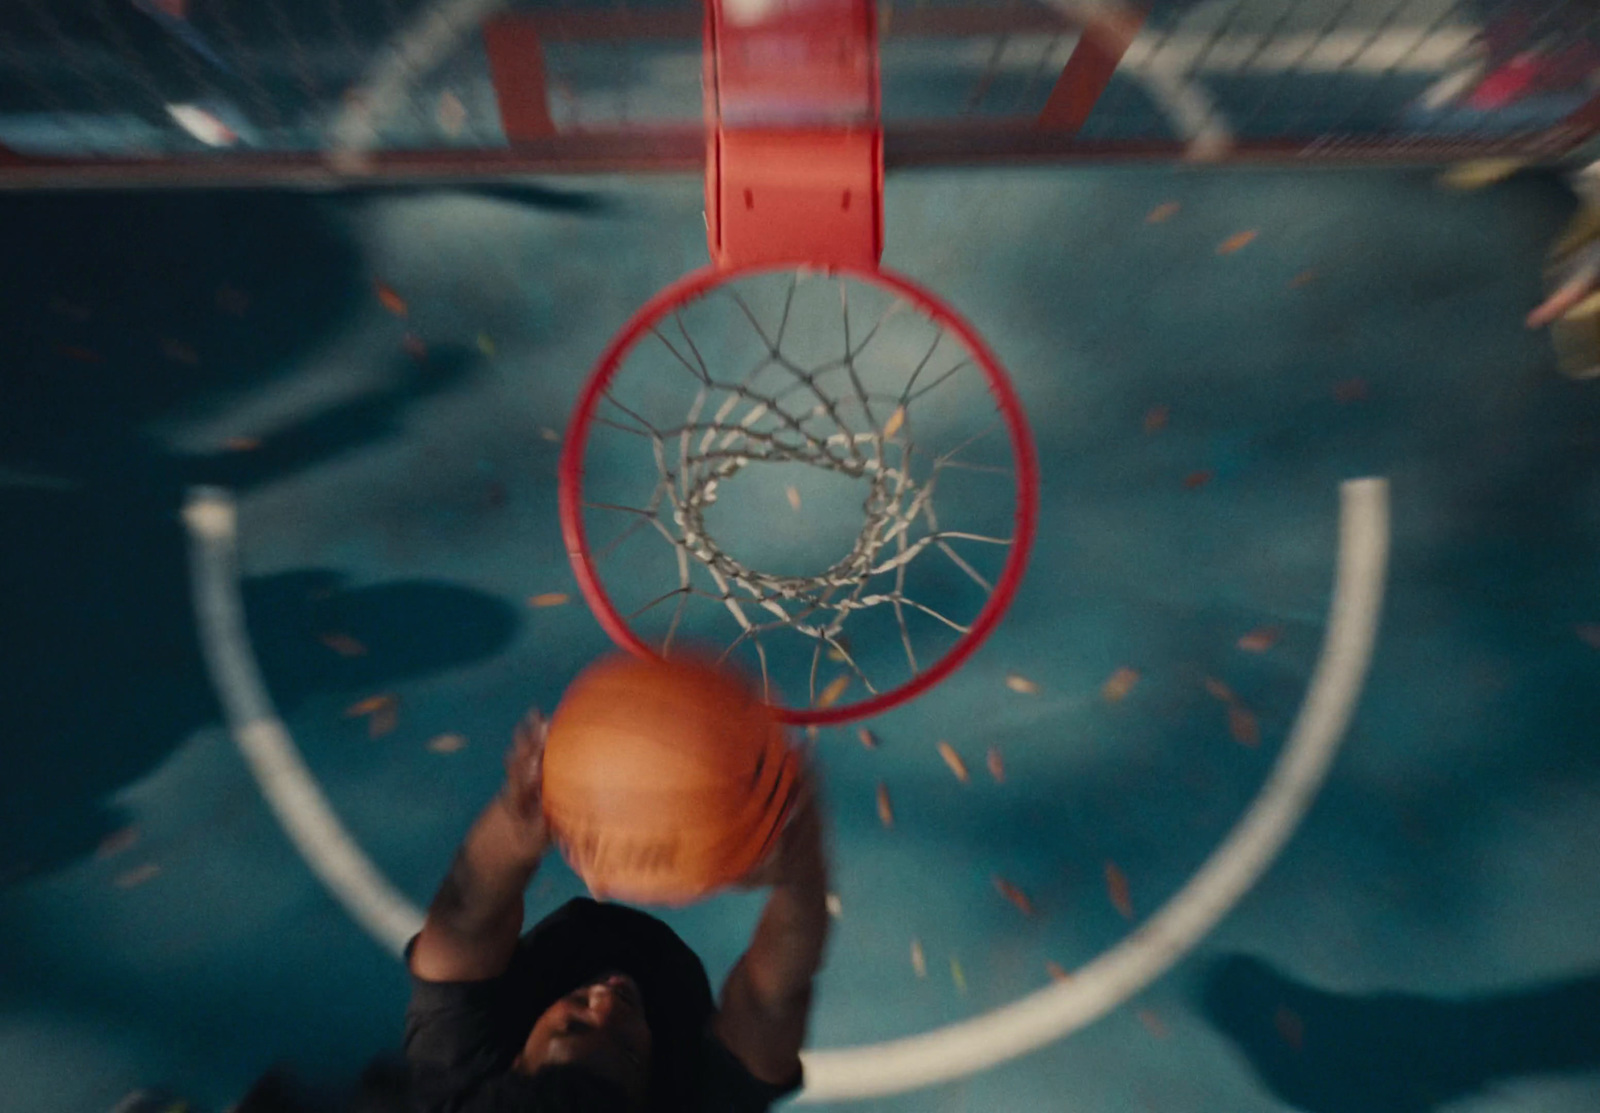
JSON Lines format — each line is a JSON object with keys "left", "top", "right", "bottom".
{"left": 1103, "top": 667, "right": 1140, "bottom": 702}
{"left": 114, "top": 863, "right": 162, "bottom": 890}
{"left": 1046, "top": 961, "right": 1071, "bottom": 982}
{"left": 1184, "top": 470, "right": 1214, "bottom": 490}
{"left": 1105, "top": 861, "right": 1134, "bottom": 919}
{"left": 96, "top": 826, "right": 140, "bottom": 859}
{"left": 319, "top": 633, "right": 368, "bottom": 657}
{"left": 910, "top": 938, "right": 926, "bottom": 977}
{"left": 527, "top": 592, "right": 570, "bottom": 608}
{"left": 875, "top": 782, "right": 894, "bottom": 828}
{"left": 994, "top": 875, "right": 1035, "bottom": 917}
{"left": 428, "top": 733, "right": 468, "bottom": 754}
{"left": 1236, "top": 626, "right": 1281, "bottom": 652}
{"left": 950, "top": 956, "right": 967, "bottom": 995}
{"left": 937, "top": 741, "right": 969, "bottom": 782}
{"left": 818, "top": 674, "right": 849, "bottom": 707}
{"left": 825, "top": 893, "right": 843, "bottom": 919}
{"left": 1005, "top": 672, "right": 1039, "bottom": 695}
{"left": 1143, "top": 405, "right": 1169, "bottom": 433}
{"left": 345, "top": 694, "right": 400, "bottom": 739}
{"left": 986, "top": 746, "right": 1004, "bottom": 783}
{"left": 857, "top": 727, "right": 878, "bottom": 750}
{"left": 786, "top": 485, "right": 801, "bottom": 510}
{"left": 375, "top": 280, "right": 408, "bottom": 318}
{"left": 1146, "top": 201, "right": 1180, "bottom": 224}
{"left": 1217, "top": 230, "right": 1257, "bottom": 255}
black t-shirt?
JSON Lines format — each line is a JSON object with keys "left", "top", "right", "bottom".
{"left": 404, "top": 956, "right": 803, "bottom": 1113}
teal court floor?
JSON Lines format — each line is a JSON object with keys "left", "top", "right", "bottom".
{"left": 2, "top": 164, "right": 1599, "bottom": 1113}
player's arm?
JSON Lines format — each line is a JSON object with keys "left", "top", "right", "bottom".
{"left": 409, "top": 712, "right": 551, "bottom": 983}
{"left": 714, "top": 767, "right": 832, "bottom": 1086}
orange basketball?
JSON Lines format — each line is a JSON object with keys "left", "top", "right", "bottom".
{"left": 540, "top": 651, "right": 800, "bottom": 906}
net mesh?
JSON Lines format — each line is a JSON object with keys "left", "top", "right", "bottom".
{"left": 576, "top": 269, "right": 1024, "bottom": 713}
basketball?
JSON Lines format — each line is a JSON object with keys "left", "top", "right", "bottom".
{"left": 540, "top": 651, "right": 801, "bottom": 906}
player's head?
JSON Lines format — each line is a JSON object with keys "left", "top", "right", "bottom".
{"left": 517, "top": 970, "right": 652, "bottom": 1107}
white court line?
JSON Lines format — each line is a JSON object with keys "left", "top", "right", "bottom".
{"left": 184, "top": 490, "right": 423, "bottom": 955}
{"left": 185, "top": 478, "right": 1388, "bottom": 1099}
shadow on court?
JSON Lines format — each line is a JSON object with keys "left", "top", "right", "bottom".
{"left": 0, "top": 191, "right": 524, "bottom": 888}
{"left": 1200, "top": 953, "right": 1600, "bottom": 1113}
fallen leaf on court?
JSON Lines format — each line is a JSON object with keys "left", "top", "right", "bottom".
{"left": 1217, "top": 230, "right": 1257, "bottom": 255}
{"left": 345, "top": 694, "right": 398, "bottom": 718}
{"left": 994, "top": 875, "right": 1036, "bottom": 917}
{"left": 1138, "top": 1009, "right": 1169, "bottom": 1038}
{"left": 1228, "top": 703, "right": 1261, "bottom": 748}
{"left": 950, "top": 957, "right": 967, "bottom": 995}
{"left": 1005, "top": 672, "right": 1039, "bottom": 695}
{"left": 319, "top": 633, "right": 368, "bottom": 657}
{"left": 476, "top": 332, "right": 496, "bottom": 357}
{"left": 987, "top": 746, "right": 1005, "bottom": 783}
{"left": 223, "top": 436, "right": 261, "bottom": 452}
{"left": 937, "top": 741, "right": 969, "bottom": 782}
{"left": 875, "top": 782, "right": 894, "bottom": 828}
{"left": 817, "top": 674, "right": 850, "bottom": 708}
{"left": 1334, "top": 378, "right": 1368, "bottom": 403}
{"left": 911, "top": 938, "right": 927, "bottom": 977}
{"left": 57, "top": 345, "right": 102, "bottom": 363}
{"left": 115, "top": 863, "right": 161, "bottom": 889}
{"left": 1143, "top": 406, "right": 1169, "bottom": 433}
{"left": 436, "top": 89, "right": 467, "bottom": 136}
{"left": 786, "top": 485, "right": 801, "bottom": 511}
{"left": 1575, "top": 624, "right": 1600, "bottom": 649}
{"left": 1105, "top": 861, "right": 1134, "bottom": 919}
{"left": 96, "top": 826, "right": 140, "bottom": 859}
{"left": 1183, "top": 470, "right": 1213, "bottom": 490}
{"left": 428, "top": 733, "right": 468, "bottom": 754}
{"left": 1102, "top": 667, "right": 1140, "bottom": 703}
{"left": 1203, "top": 676, "right": 1236, "bottom": 703}
{"left": 1237, "top": 626, "right": 1281, "bottom": 652}
{"left": 403, "top": 333, "right": 428, "bottom": 361}
{"left": 375, "top": 281, "right": 408, "bottom": 318}
{"left": 161, "top": 338, "right": 200, "bottom": 365}
{"left": 1046, "top": 961, "right": 1071, "bottom": 982}
{"left": 527, "top": 592, "right": 570, "bottom": 608}
{"left": 539, "top": 427, "right": 561, "bottom": 443}
{"left": 825, "top": 893, "right": 843, "bottom": 919}
{"left": 883, "top": 407, "right": 906, "bottom": 438}
{"left": 1275, "top": 1006, "right": 1305, "bottom": 1050}
{"left": 1146, "top": 201, "right": 1180, "bottom": 224}
{"left": 369, "top": 705, "right": 399, "bottom": 739}
{"left": 1289, "top": 269, "right": 1317, "bottom": 289}
{"left": 857, "top": 727, "right": 878, "bottom": 750}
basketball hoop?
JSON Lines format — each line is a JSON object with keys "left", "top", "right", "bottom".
{"left": 559, "top": 261, "right": 1037, "bottom": 725}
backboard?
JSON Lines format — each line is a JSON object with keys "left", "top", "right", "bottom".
{"left": 0, "top": 0, "right": 1595, "bottom": 188}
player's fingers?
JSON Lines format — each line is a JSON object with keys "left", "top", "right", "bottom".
{"left": 1528, "top": 276, "right": 1593, "bottom": 328}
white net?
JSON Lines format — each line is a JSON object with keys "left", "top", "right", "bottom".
{"left": 573, "top": 268, "right": 1031, "bottom": 717}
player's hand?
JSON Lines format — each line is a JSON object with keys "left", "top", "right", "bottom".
{"left": 500, "top": 708, "right": 551, "bottom": 856}
{"left": 1527, "top": 272, "right": 1597, "bottom": 328}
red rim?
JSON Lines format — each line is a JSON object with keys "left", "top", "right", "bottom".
{"left": 559, "top": 262, "right": 1039, "bottom": 725}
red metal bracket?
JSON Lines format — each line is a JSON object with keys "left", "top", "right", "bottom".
{"left": 704, "top": 0, "right": 882, "bottom": 270}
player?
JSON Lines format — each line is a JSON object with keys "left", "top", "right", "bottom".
{"left": 403, "top": 711, "right": 830, "bottom": 1112}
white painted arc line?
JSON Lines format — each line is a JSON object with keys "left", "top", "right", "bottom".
{"left": 184, "top": 488, "right": 425, "bottom": 956}
{"left": 184, "top": 478, "right": 1387, "bottom": 1100}
{"left": 795, "top": 477, "right": 1389, "bottom": 1101}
